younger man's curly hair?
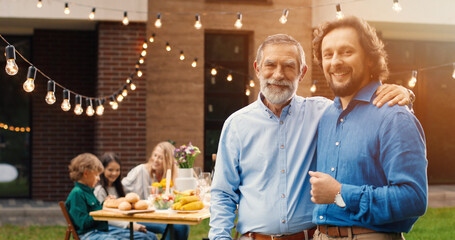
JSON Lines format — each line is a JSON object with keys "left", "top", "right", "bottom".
{"left": 68, "top": 153, "right": 104, "bottom": 182}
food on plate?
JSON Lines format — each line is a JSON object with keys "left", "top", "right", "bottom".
{"left": 133, "top": 200, "right": 149, "bottom": 210}
{"left": 103, "top": 199, "right": 117, "bottom": 208}
{"left": 180, "top": 201, "right": 204, "bottom": 211}
{"left": 125, "top": 192, "right": 140, "bottom": 203}
{"left": 171, "top": 195, "right": 204, "bottom": 211}
{"left": 153, "top": 194, "right": 174, "bottom": 209}
{"left": 118, "top": 201, "right": 132, "bottom": 211}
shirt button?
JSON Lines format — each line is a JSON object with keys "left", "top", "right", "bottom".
{"left": 340, "top": 118, "right": 344, "bottom": 122}
{"left": 281, "top": 219, "right": 286, "bottom": 223}
{"left": 280, "top": 121, "right": 284, "bottom": 125}
{"left": 281, "top": 169, "right": 285, "bottom": 173}
{"left": 331, "top": 168, "right": 335, "bottom": 172}
{"left": 335, "top": 142, "right": 340, "bottom": 146}
{"left": 319, "top": 216, "right": 324, "bottom": 220}
{"left": 281, "top": 194, "right": 285, "bottom": 198}
{"left": 280, "top": 145, "right": 284, "bottom": 149}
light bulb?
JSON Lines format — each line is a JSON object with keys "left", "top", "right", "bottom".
{"left": 392, "top": 0, "right": 402, "bottom": 13}
{"left": 61, "top": 90, "right": 71, "bottom": 111}
{"left": 5, "top": 45, "right": 18, "bottom": 76}
{"left": 117, "top": 94, "right": 124, "bottom": 102}
{"left": 155, "top": 13, "right": 162, "bottom": 28}
{"left": 139, "top": 57, "right": 144, "bottom": 64}
{"left": 122, "top": 86, "right": 128, "bottom": 97}
{"left": 74, "top": 95, "right": 83, "bottom": 115}
{"left": 89, "top": 8, "right": 96, "bottom": 20}
{"left": 96, "top": 99, "right": 104, "bottom": 116}
{"left": 180, "top": 51, "right": 185, "bottom": 61}
{"left": 452, "top": 63, "right": 455, "bottom": 79}
{"left": 249, "top": 80, "right": 255, "bottom": 87}
{"left": 149, "top": 34, "right": 155, "bottom": 43}
{"left": 279, "top": 9, "right": 289, "bottom": 24}
{"left": 143, "top": 40, "right": 148, "bottom": 49}
{"left": 123, "top": 11, "right": 129, "bottom": 25}
{"left": 211, "top": 68, "right": 217, "bottom": 76}
{"left": 45, "top": 80, "right": 56, "bottom": 104}
{"left": 227, "top": 74, "right": 233, "bottom": 82}
{"left": 245, "top": 88, "right": 251, "bottom": 96}
{"left": 310, "top": 84, "right": 317, "bottom": 93}
{"left": 110, "top": 96, "right": 119, "bottom": 110}
{"left": 37, "top": 0, "right": 42, "bottom": 8}
{"left": 234, "top": 13, "right": 243, "bottom": 29}
{"left": 408, "top": 70, "right": 417, "bottom": 88}
{"left": 23, "top": 66, "right": 37, "bottom": 93}
{"left": 137, "top": 70, "right": 143, "bottom": 77}
{"left": 141, "top": 49, "right": 147, "bottom": 57}
{"left": 194, "top": 14, "right": 202, "bottom": 30}
{"left": 336, "top": 4, "right": 344, "bottom": 20}
{"left": 64, "top": 3, "right": 70, "bottom": 14}
{"left": 130, "top": 82, "right": 137, "bottom": 91}
{"left": 165, "top": 42, "right": 171, "bottom": 52}
{"left": 192, "top": 58, "right": 198, "bottom": 68}
{"left": 86, "top": 99, "right": 94, "bottom": 116}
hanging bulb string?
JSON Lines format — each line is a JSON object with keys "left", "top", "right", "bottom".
{"left": 388, "top": 62, "right": 455, "bottom": 76}
{"left": 0, "top": 33, "right": 141, "bottom": 101}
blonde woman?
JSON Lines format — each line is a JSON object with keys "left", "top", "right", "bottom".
{"left": 122, "top": 141, "right": 189, "bottom": 240}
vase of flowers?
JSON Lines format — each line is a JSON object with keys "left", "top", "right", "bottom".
{"left": 174, "top": 142, "right": 200, "bottom": 191}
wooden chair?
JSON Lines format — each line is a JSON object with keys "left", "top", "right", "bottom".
{"left": 59, "top": 201, "right": 80, "bottom": 240}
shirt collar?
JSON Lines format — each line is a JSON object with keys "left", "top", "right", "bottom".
{"left": 258, "top": 92, "right": 295, "bottom": 118}
{"left": 333, "top": 81, "right": 381, "bottom": 109}
{"left": 76, "top": 181, "right": 94, "bottom": 192}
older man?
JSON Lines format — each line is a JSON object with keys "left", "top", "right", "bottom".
{"left": 309, "top": 16, "right": 427, "bottom": 240}
{"left": 209, "top": 34, "right": 411, "bottom": 240}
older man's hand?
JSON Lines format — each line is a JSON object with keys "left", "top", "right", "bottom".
{"left": 374, "top": 84, "right": 414, "bottom": 107}
{"left": 309, "top": 171, "right": 342, "bottom": 204}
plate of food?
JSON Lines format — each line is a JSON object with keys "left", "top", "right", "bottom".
{"left": 170, "top": 195, "right": 205, "bottom": 213}
{"left": 103, "top": 193, "right": 155, "bottom": 215}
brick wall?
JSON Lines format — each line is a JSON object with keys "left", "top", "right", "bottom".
{"left": 311, "top": 61, "right": 334, "bottom": 99}
{"left": 95, "top": 22, "right": 147, "bottom": 174}
{"left": 32, "top": 30, "right": 97, "bottom": 201}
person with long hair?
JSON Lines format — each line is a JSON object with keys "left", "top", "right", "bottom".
{"left": 122, "top": 141, "right": 189, "bottom": 240}
{"left": 94, "top": 152, "right": 157, "bottom": 240}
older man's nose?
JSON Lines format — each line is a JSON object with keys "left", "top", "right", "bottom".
{"left": 272, "top": 65, "right": 285, "bottom": 80}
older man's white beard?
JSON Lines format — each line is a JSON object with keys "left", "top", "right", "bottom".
{"left": 260, "top": 76, "right": 298, "bottom": 105}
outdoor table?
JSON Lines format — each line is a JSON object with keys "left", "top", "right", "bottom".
{"left": 90, "top": 208, "right": 210, "bottom": 240}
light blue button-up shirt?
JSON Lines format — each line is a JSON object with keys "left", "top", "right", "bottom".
{"left": 209, "top": 94, "right": 331, "bottom": 239}
{"left": 313, "top": 81, "right": 428, "bottom": 233}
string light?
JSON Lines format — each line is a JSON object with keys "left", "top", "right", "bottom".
{"left": 139, "top": 56, "right": 145, "bottom": 64}
{"left": 0, "top": 123, "right": 30, "bottom": 133}
{"left": 89, "top": 8, "right": 96, "bottom": 20}
{"left": 227, "top": 72, "right": 233, "bottom": 81}
{"left": 23, "top": 66, "right": 37, "bottom": 93}
{"left": 452, "top": 63, "right": 455, "bottom": 79}
{"left": 45, "top": 80, "right": 56, "bottom": 105}
{"left": 336, "top": 4, "right": 344, "bottom": 20}
{"left": 61, "top": 90, "right": 71, "bottom": 111}
{"left": 179, "top": 51, "right": 185, "bottom": 61}
{"left": 234, "top": 12, "right": 243, "bottom": 29}
{"left": 249, "top": 79, "right": 255, "bottom": 87}
{"left": 194, "top": 14, "right": 202, "bottom": 30}
{"left": 310, "top": 80, "right": 317, "bottom": 93}
{"left": 279, "top": 9, "right": 289, "bottom": 24}
{"left": 5, "top": 45, "right": 18, "bottom": 76}
{"left": 392, "top": 0, "right": 402, "bottom": 13}
{"left": 74, "top": 95, "right": 83, "bottom": 115}
{"left": 192, "top": 58, "right": 198, "bottom": 68}
{"left": 245, "top": 88, "right": 251, "bottom": 96}
{"left": 408, "top": 70, "right": 417, "bottom": 88}
{"left": 122, "top": 11, "right": 129, "bottom": 25}
{"left": 109, "top": 96, "right": 119, "bottom": 110}
{"left": 37, "top": 0, "right": 42, "bottom": 8}
{"left": 126, "top": 78, "right": 137, "bottom": 91}
{"left": 86, "top": 99, "right": 95, "bottom": 116}
{"left": 141, "top": 49, "right": 147, "bottom": 57}
{"left": 64, "top": 3, "right": 70, "bottom": 15}
{"left": 142, "top": 39, "right": 148, "bottom": 49}
{"left": 155, "top": 13, "right": 162, "bottom": 28}
{"left": 211, "top": 67, "right": 217, "bottom": 76}
{"left": 116, "top": 93, "right": 124, "bottom": 102}
{"left": 165, "top": 42, "right": 171, "bottom": 51}
{"left": 121, "top": 85, "right": 128, "bottom": 97}
{"left": 149, "top": 33, "right": 155, "bottom": 43}
{"left": 96, "top": 99, "right": 104, "bottom": 116}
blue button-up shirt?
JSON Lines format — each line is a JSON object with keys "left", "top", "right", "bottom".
{"left": 209, "top": 94, "right": 331, "bottom": 239}
{"left": 313, "top": 81, "right": 428, "bottom": 233}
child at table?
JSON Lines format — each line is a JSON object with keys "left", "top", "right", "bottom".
{"left": 122, "top": 141, "right": 190, "bottom": 240}
{"left": 94, "top": 152, "right": 157, "bottom": 239}
{"left": 65, "top": 153, "right": 156, "bottom": 240}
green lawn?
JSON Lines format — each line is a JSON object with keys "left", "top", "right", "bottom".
{"left": 0, "top": 208, "right": 454, "bottom": 240}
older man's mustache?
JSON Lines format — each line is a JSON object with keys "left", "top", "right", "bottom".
{"left": 263, "top": 79, "right": 292, "bottom": 88}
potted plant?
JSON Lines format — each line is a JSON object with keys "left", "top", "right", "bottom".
{"left": 174, "top": 142, "right": 200, "bottom": 191}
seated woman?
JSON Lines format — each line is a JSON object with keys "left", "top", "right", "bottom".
{"left": 94, "top": 152, "right": 157, "bottom": 240}
{"left": 122, "top": 141, "right": 190, "bottom": 240}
